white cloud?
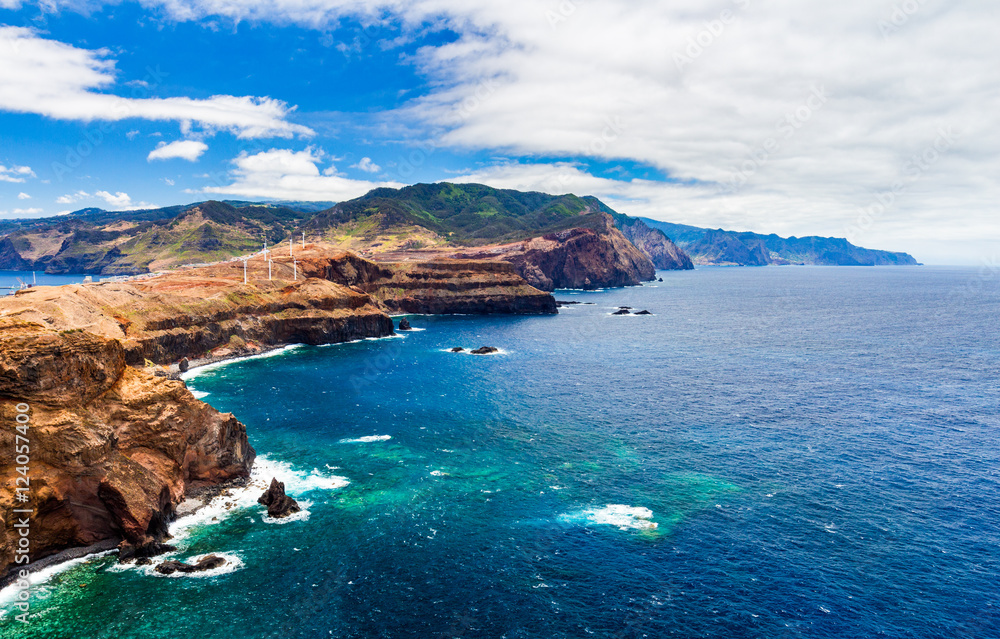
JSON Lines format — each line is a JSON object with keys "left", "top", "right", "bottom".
{"left": 0, "top": 207, "right": 43, "bottom": 218}
{"left": 93, "top": 190, "right": 157, "bottom": 210}
{"left": 0, "top": 26, "right": 313, "bottom": 139}
{"left": 351, "top": 157, "right": 381, "bottom": 173}
{"left": 201, "top": 148, "right": 403, "bottom": 201}
{"left": 0, "top": 164, "right": 35, "bottom": 183}
{"left": 147, "top": 139, "right": 209, "bottom": 162}
{"left": 164, "top": 178, "right": 175, "bottom": 186}
{"left": 17, "top": 192, "right": 30, "bottom": 199}
{"left": 118, "top": 0, "right": 1000, "bottom": 263}
{"left": 55, "top": 190, "right": 91, "bottom": 204}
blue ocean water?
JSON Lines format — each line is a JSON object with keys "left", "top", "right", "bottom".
{"left": 2, "top": 266, "right": 998, "bottom": 638}
{"left": 0, "top": 271, "right": 86, "bottom": 294}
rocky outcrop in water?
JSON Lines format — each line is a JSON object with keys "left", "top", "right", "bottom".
{"left": 155, "top": 555, "right": 226, "bottom": 575}
{"left": 258, "top": 478, "right": 300, "bottom": 518}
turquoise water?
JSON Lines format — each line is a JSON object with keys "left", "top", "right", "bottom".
{"left": 2, "top": 266, "right": 998, "bottom": 638}
{"left": 0, "top": 271, "right": 86, "bottom": 294}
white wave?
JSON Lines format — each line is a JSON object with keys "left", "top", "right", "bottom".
{"left": 148, "top": 552, "right": 245, "bottom": 579}
{"left": 190, "top": 390, "right": 210, "bottom": 399}
{"left": 430, "top": 470, "right": 450, "bottom": 477}
{"left": 262, "top": 502, "right": 312, "bottom": 525}
{"left": 170, "top": 455, "right": 348, "bottom": 543}
{"left": 339, "top": 435, "right": 392, "bottom": 443}
{"left": 559, "top": 504, "right": 658, "bottom": 531}
{"left": 180, "top": 344, "right": 304, "bottom": 381}
{"left": 0, "top": 550, "right": 116, "bottom": 613}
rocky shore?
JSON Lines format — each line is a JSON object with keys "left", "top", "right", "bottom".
{"left": 0, "top": 245, "right": 556, "bottom": 580}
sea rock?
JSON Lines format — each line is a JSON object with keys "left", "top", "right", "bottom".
{"left": 398, "top": 318, "right": 411, "bottom": 331}
{"left": 470, "top": 346, "right": 499, "bottom": 355}
{"left": 450, "top": 347, "right": 465, "bottom": 352}
{"left": 612, "top": 309, "right": 631, "bottom": 315}
{"left": 155, "top": 555, "right": 226, "bottom": 575}
{"left": 178, "top": 357, "right": 189, "bottom": 372}
{"left": 117, "top": 538, "right": 178, "bottom": 564}
{"left": 618, "top": 306, "right": 632, "bottom": 310}
{"left": 258, "top": 478, "right": 301, "bottom": 518}
{"left": 658, "top": 278, "right": 663, "bottom": 282}
{"left": 634, "top": 310, "right": 652, "bottom": 315}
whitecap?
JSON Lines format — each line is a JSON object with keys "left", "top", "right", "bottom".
{"left": 339, "top": 435, "right": 392, "bottom": 444}
{"left": 0, "top": 550, "right": 116, "bottom": 612}
{"left": 180, "top": 344, "right": 304, "bottom": 381}
{"left": 262, "top": 501, "right": 312, "bottom": 525}
{"left": 430, "top": 470, "right": 450, "bottom": 477}
{"left": 169, "top": 455, "right": 348, "bottom": 543}
{"left": 190, "top": 390, "right": 210, "bottom": 399}
{"left": 559, "top": 504, "right": 658, "bottom": 531}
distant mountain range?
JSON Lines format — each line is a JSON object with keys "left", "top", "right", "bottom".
{"left": 0, "top": 184, "right": 917, "bottom": 276}
{"left": 641, "top": 220, "right": 919, "bottom": 266}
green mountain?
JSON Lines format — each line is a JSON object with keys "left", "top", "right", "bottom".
{"left": 640, "top": 219, "right": 919, "bottom": 266}
{"left": 0, "top": 201, "right": 312, "bottom": 274}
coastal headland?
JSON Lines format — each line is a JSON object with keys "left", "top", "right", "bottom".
{"left": 0, "top": 245, "right": 556, "bottom": 580}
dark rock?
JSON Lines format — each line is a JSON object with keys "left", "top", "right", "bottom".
{"left": 612, "top": 309, "right": 631, "bottom": 315}
{"left": 470, "top": 346, "right": 499, "bottom": 355}
{"left": 634, "top": 310, "right": 652, "bottom": 315}
{"left": 555, "top": 300, "right": 582, "bottom": 307}
{"left": 117, "top": 538, "right": 177, "bottom": 564}
{"left": 450, "top": 347, "right": 465, "bottom": 352}
{"left": 155, "top": 554, "right": 227, "bottom": 575}
{"left": 398, "top": 318, "right": 412, "bottom": 331}
{"left": 618, "top": 306, "right": 632, "bottom": 310}
{"left": 658, "top": 278, "right": 663, "bottom": 282}
{"left": 258, "top": 478, "right": 300, "bottom": 518}
{"left": 178, "top": 357, "right": 189, "bottom": 372}
{"left": 153, "top": 370, "right": 167, "bottom": 377}
{"left": 136, "top": 557, "right": 152, "bottom": 566}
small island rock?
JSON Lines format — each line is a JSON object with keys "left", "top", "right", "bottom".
{"left": 450, "top": 347, "right": 465, "bottom": 352}
{"left": 612, "top": 309, "right": 631, "bottom": 315}
{"left": 634, "top": 310, "right": 652, "bottom": 315}
{"left": 398, "top": 318, "right": 412, "bottom": 331}
{"left": 258, "top": 478, "right": 301, "bottom": 518}
{"left": 155, "top": 555, "right": 227, "bottom": 575}
{"left": 470, "top": 346, "right": 499, "bottom": 355}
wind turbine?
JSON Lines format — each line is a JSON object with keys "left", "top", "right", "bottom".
{"left": 293, "top": 258, "right": 298, "bottom": 281}
{"left": 301, "top": 231, "right": 305, "bottom": 248}
{"left": 240, "top": 256, "right": 249, "bottom": 285}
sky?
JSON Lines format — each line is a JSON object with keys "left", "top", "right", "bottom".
{"left": 0, "top": 0, "right": 996, "bottom": 265}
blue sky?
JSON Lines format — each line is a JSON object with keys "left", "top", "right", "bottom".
{"left": 0, "top": 0, "right": 998, "bottom": 264}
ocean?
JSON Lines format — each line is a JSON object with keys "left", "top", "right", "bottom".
{"left": 1, "top": 266, "right": 998, "bottom": 638}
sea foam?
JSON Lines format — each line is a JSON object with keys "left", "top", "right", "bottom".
{"left": 560, "top": 504, "right": 659, "bottom": 531}
{"left": 339, "top": 434, "right": 392, "bottom": 443}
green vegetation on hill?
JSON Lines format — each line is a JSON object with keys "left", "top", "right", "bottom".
{"left": 307, "top": 183, "right": 610, "bottom": 245}
{"left": 0, "top": 201, "right": 313, "bottom": 274}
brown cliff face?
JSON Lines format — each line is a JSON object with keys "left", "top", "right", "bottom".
{"left": 0, "top": 322, "right": 254, "bottom": 577}
{"left": 0, "top": 246, "right": 556, "bottom": 578}
{"left": 614, "top": 217, "right": 694, "bottom": 271}
{"left": 361, "top": 260, "right": 558, "bottom": 315}
{"left": 452, "top": 215, "right": 656, "bottom": 291}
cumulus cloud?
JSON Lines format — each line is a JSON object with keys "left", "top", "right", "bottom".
{"left": 201, "top": 148, "right": 403, "bottom": 201}
{"left": 147, "top": 140, "right": 209, "bottom": 162}
{"left": 17, "top": 192, "right": 30, "bottom": 199}
{"left": 0, "top": 164, "right": 35, "bottom": 183}
{"left": 116, "top": 0, "right": 1000, "bottom": 263}
{"left": 55, "top": 190, "right": 91, "bottom": 204}
{"left": 351, "top": 157, "right": 381, "bottom": 173}
{"left": 0, "top": 207, "right": 43, "bottom": 218}
{"left": 0, "top": 26, "right": 313, "bottom": 139}
{"left": 93, "top": 190, "right": 156, "bottom": 210}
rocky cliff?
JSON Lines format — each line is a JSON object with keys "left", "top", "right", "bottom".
{"left": 0, "top": 321, "right": 255, "bottom": 577}
{"left": 451, "top": 215, "right": 656, "bottom": 291}
{"left": 612, "top": 217, "right": 694, "bottom": 270}
{"left": 0, "top": 246, "right": 557, "bottom": 578}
